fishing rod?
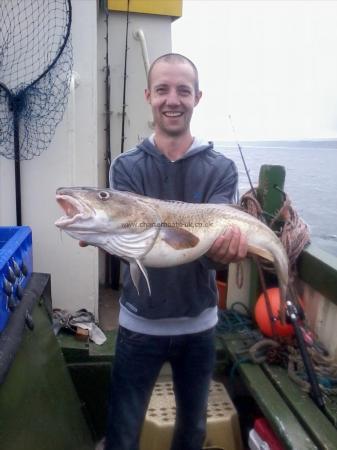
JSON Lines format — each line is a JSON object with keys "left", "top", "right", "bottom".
{"left": 228, "top": 115, "right": 282, "bottom": 225}
{"left": 286, "top": 300, "right": 326, "bottom": 411}
{"left": 120, "top": 0, "right": 130, "bottom": 154}
{"left": 228, "top": 115, "right": 258, "bottom": 201}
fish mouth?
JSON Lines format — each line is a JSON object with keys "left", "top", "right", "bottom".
{"left": 55, "top": 194, "right": 94, "bottom": 228}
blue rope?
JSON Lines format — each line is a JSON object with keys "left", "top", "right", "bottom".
{"left": 216, "top": 302, "right": 257, "bottom": 335}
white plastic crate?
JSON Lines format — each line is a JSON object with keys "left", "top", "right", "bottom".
{"left": 140, "top": 380, "right": 242, "bottom": 450}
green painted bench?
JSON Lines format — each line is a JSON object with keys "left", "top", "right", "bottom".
{"left": 219, "top": 332, "right": 337, "bottom": 450}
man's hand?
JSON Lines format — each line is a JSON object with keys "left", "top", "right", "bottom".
{"left": 206, "top": 226, "right": 248, "bottom": 264}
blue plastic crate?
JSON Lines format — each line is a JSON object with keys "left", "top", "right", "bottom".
{"left": 0, "top": 227, "right": 33, "bottom": 332}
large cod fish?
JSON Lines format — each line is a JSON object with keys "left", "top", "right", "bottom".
{"left": 55, "top": 187, "right": 289, "bottom": 302}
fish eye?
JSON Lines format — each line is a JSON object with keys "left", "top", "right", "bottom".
{"left": 98, "top": 191, "right": 110, "bottom": 200}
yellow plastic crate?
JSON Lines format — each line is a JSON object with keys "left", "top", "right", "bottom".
{"left": 140, "top": 380, "right": 242, "bottom": 450}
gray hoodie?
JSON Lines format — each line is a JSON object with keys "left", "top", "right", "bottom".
{"left": 109, "top": 137, "right": 238, "bottom": 335}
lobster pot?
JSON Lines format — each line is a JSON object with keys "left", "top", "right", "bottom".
{"left": 140, "top": 380, "right": 243, "bottom": 450}
{"left": 0, "top": 227, "right": 33, "bottom": 332}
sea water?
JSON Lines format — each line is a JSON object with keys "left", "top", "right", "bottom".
{"left": 216, "top": 140, "right": 337, "bottom": 257}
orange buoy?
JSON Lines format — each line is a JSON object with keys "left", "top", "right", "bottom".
{"left": 255, "top": 287, "right": 294, "bottom": 337}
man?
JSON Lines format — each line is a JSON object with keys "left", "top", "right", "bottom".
{"left": 104, "top": 53, "right": 247, "bottom": 450}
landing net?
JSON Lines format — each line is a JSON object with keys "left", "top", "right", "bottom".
{"left": 0, "top": 0, "right": 73, "bottom": 160}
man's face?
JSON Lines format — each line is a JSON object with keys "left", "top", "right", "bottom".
{"left": 145, "top": 61, "right": 202, "bottom": 137}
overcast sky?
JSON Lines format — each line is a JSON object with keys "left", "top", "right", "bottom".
{"left": 172, "top": 1, "right": 337, "bottom": 141}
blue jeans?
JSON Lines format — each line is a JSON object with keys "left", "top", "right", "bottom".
{"left": 105, "top": 326, "right": 216, "bottom": 450}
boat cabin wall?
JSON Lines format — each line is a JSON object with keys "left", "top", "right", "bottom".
{"left": 302, "top": 283, "right": 337, "bottom": 359}
{"left": 298, "top": 247, "right": 337, "bottom": 359}
{"left": 0, "top": 0, "right": 174, "bottom": 317}
{"left": 108, "top": 12, "right": 172, "bottom": 157}
{"left": 97, "top": 11, "right": 173, "bottom": 285}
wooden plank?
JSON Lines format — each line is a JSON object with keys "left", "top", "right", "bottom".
{"left": 108, "top": 0, "right": 182, "bottom": 18}
{"left": 89, "top": 330, "right": 118, "bottom": 361}
{"left": 247, "top": 165, "right": 286, "bottom": 309}
{"left": 257, "top": 164, "right": 286, "bottom": 225}
{"left": 263, "top": 364, "right": 337, "bottom": 449}
{"left": 223, "top": 336, "right": 318, "bottom": 449}
{"left": 298, "top": 243, "right": 337, "bottom": 304}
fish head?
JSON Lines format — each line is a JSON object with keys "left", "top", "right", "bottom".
{"left": 55, "top": 187, "right": 151, "bottom": 240}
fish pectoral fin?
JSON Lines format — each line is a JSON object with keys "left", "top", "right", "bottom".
{"left": 103, "top": 228, "right": 158, "bottom": 259}
{"left": 161, "top": 227, "right": 199, "bottom": 250}
{"left": 129, "top": 261, "right": 141, "bottom": 295}
{"left": 248, "top": 244, "right": 274, "bottom": 262}
{"left": 129, "top": 259, "right": 151, "bottom": 296}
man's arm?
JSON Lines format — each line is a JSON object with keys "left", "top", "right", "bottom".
{"left": 109, "top": 154, "right": 142, "bottom": 193}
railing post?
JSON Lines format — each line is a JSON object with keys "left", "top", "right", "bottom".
{"left": 248, "top": 164, "right": 286, "bottom": 308}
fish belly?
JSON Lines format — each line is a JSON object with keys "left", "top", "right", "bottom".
{"left": 142, "top": 230, "right": 216, "bottom": 268}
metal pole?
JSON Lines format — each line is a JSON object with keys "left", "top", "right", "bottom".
{"left": 120, "top": 0, "right": 130, "bottom": 154}
{"left": 13, "top": 103, "right": 22, "bottom": 226}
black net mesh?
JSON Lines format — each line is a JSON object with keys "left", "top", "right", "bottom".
{"left": 0, "top": 0, "right": 73, "bottom": 160}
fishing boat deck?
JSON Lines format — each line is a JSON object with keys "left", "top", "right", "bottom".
{"left": 98, "top": 287, "right": 120, "bottom": 331}
{"left": 220, "top": 331, "right": 337, "bottom": 449}
{"left": 57, "top": 317, "right": 337, "bottom": 449}
{"left": 3, "top": 272, "right": 337, "bottom": 449}
{"left": 57, "top": 308, "right": 337, "bottom": 450}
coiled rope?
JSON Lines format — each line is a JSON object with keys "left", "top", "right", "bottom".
{"left": 218, "top": 192, "right": 337, "bottom": 399}
{"left": 240, "top": 188, "right": 311, "bottom": 270}
{"left": 217, "top": 308, "right": 337, "bottom": 396}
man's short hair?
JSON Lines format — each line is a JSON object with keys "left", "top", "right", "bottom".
{"left": 147, "top": 53, "right": 200, "bottom": 93}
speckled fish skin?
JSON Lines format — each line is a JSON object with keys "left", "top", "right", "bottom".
{"left": 55, "top": 187, "right": 289, "bottom": 300}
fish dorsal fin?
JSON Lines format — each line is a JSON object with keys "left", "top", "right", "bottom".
{"left": 160, "top": 227, "right": 200, "bottom": 250}
{"left": 248, "top": 244, "right": 274, "bottom": 262}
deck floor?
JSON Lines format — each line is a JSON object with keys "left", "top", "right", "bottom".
{"left": 98, "top": 287, "right": 120, "bottom": 331}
